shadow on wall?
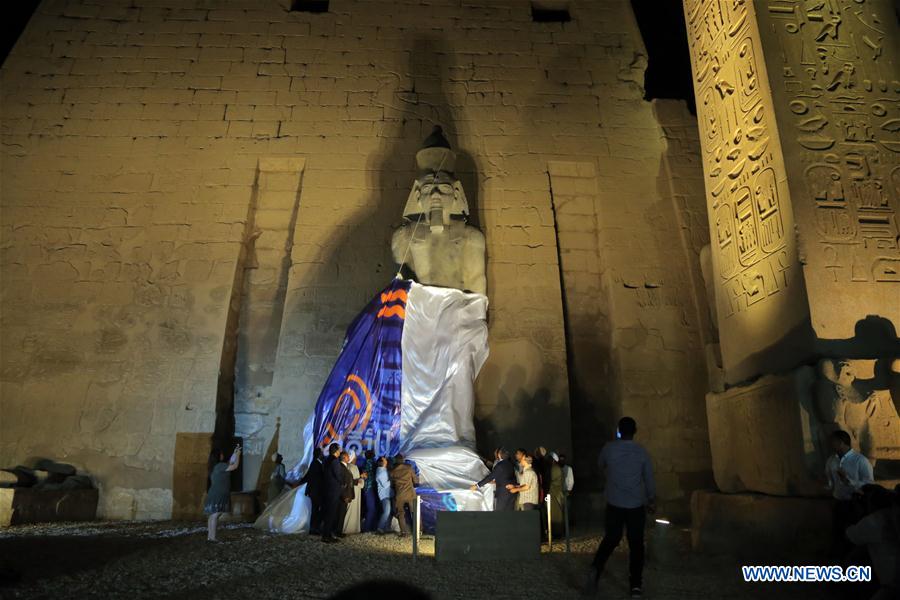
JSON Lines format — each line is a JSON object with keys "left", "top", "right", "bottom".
{"left": 818, "top": 315, "right": 900, "bottom": 360}
{"left": 516, "top": 52, "right": 612, "bottom": 485}
{"left": 255, "top": 417, "right": 281, "bottom": 503}
{"left": 732, "top": 315, "right": 900, "bottom": 389}
{"left": 271, "top": 34, "right": 481, "bottom": 463}
{"left": 474, "top": 362, "right": 572, "bottom": 457}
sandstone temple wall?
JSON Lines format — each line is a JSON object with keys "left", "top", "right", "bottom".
{"left": 0, "top": 0, "right": 712, "bottom": 519}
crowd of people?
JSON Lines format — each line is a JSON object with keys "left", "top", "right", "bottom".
{"left": 283, "top": 442, "right": 576, "bottom": 543}
{"left": 294, "top": 444, "right": 420, "bottom": 542}
{"left": 470, "top": 446, "right": 575, "bottom": 537}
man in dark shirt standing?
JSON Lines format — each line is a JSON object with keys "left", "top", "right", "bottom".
{"left": 361, "top": 449, "right": 379, "bottom": 532}
{"left": 300, "top": 447, "right": 324, "bottom": 534}
{"left": 585, "top": 417, "right": 656, "bottom": 599}
{"left": 321, "top": 443, "right": 344, "bottom": 543}
{"left": 472, "top": 448, "right": 517, "bottom": 511}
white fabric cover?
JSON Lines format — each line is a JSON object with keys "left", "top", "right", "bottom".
{"left": 400, "top": 282, "right": 489, "bottom": 452}
{"left": 255, "top": 282, "right": 491, "bottom": 533}
{"left": 406, "top": 445, "right": 493, "bottom": 511}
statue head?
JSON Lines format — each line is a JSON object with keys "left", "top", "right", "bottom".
{"left": 402, "top": 125, "right": 469, "bottom": 232}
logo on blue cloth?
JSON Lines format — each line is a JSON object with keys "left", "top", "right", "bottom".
{"left": 312, "top": 280, "right": 410, "bottom": 456}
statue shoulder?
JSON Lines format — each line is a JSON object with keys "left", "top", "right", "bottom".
{"left": 464, "top": 224, "right": 486, "bottom": 247}
{"left": 391, "top": 224, "right": 414, "bottom": 245}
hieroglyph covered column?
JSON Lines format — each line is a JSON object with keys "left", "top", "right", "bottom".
{"left": 685, "top": 0, "right": 899, "bottom": 384}
{"left": 684, "top": 0, "right": 899, "bottom": 494}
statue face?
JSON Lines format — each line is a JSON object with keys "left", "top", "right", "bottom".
{"left": 403, "top": 169, "right": 469, "bottom": 232}
{"left": 420, "top": 172, "right": 456, "bottom": 223}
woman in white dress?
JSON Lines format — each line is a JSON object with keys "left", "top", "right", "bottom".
{"left": 342, "top": 452, "right": 366, "bottom": 534}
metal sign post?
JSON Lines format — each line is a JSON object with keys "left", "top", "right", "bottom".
{"left": 413, "top": 495, "right": 421, "bottom": 561}
{"left": 545, "top": 494, "right": 552, "bottom": 552}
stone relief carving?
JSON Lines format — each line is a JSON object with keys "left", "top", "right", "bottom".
{"left": 687, "top": 0, "right": 797, "bottom": 323}
{"left": 763, "top": 0, "right": 899, "bottom": 289}
{"left": 816, "top": 357, "right": 900, "bottom": 461}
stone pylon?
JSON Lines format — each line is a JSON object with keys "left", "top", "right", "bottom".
{"left": 683, "top": 0, "right": 899, "bottom": 498}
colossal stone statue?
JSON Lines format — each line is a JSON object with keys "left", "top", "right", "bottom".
{"left": 391, "top": 126, "right": 487, "bottom": 295}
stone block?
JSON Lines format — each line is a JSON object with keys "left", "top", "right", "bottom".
{"left": 691, "top": 490, "right": 831, "bottom": 562}
{"left": 99, "top": 486, "right": 174, "bottom": 521}
{"left": 0, "top": 488, "right": 99, "bottom": 527}
{"left": 229, "top": 491, "right": 259, "bottom": 521}
{"left": 171, "top": 433, "right": 212, "bottom": 521}
{"left": 706, "top": 367, "right": 824, "bottom": 496}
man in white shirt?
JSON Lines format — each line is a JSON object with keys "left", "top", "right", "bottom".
{"left": 586, "top": 417, "right": 655, "bottom": 599}
{"left": 825, "top": 429, "right": 874, "bottom": 556}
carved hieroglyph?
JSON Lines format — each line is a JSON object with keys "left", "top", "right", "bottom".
{"left": 685, "top": 0, "right": 899, "bottom": 382}
{"left": 685, "top": 0, "right": 810, "bottom": 383}
{"left": 756, "top": 0, "right": 900, "bottom": 339}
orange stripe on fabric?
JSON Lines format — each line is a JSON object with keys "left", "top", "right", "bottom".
{"left": 377, "top": 305, "right": 406, "bottom": 319}
{"left": 380, "top": 289, "right": 408, "bottom": 304}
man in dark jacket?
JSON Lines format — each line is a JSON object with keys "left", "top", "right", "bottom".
{"left": 335, "top": 451, "right": 356, "bottom": 536}
{"left": 472, "top": 448, "right": 517, "bottom": 511}
{"left": 300, "top": 447, "right": 324, "bottom": 534}
{"left": 321, "top": 443, "right": 344, "bottom": 543}
{"left": 389, "top": 454, "right": 419, "bottom": 537}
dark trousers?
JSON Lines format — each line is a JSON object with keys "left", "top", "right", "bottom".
{"left": 832, "top": 499, "right": 862, "bottom": 559}
{"left": 307, "top": 494, "right": 322, "bottom": 534}
{"left": 520, "top": 502, "right": 538, "bottom": 511}
{"left": 591, "top": 503, "right": 646, "bottom": 589}
{"left": 395, "top": 496, "right": 417, "bottom": 535}
{"left": 362, "top": 488, "right": 379, "bottom": 532}
{"left": 336, "top": 499, "right": 348, "bottom": 535}
{"left": 495, "top": 492, "right": 516, "bottom": 512}
{"left": 321, "top": 495, "right": 340, "bottom": 539}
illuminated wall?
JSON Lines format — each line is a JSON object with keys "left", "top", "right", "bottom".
{"left": 0, "top": 0, "right": 712, "bottom": 518}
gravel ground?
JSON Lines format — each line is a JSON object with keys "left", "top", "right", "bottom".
{"left": 0, "top": 520, "right": 853, "bottom": 599}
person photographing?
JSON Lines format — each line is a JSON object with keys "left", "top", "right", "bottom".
{"left": 203, "top": 443, "right": 241, "bottom": 542}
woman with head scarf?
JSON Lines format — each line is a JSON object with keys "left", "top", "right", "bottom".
{"left": 549, "top": 452, "right": 565, "bottom": 534}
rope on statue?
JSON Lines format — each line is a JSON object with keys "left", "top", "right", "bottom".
{"left": 395, "top": 211, "right": 424, "bottom": 280}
